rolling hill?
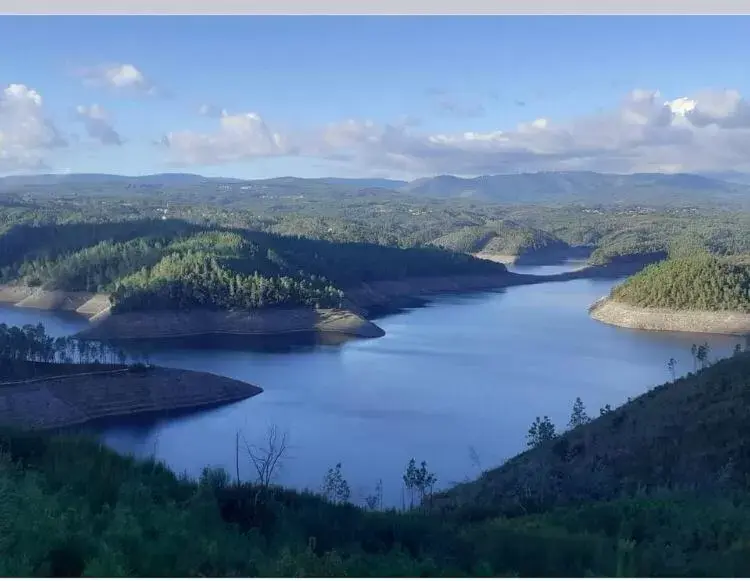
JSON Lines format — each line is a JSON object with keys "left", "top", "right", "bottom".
{"left": 2, "top": 171, "right": 750, "bottom": 209}
{"left": 399, "top": 171, "right": 750, "bottom": 207}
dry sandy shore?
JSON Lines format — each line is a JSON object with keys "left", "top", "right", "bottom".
{"left": 0, "top": 367, "right": 262, "bottom": 430}
{"left": 78, "top": 307, "right": 386, "bottom": 341}
{"left": 0, "top": 284, "right": 385, "bottom": 340}
{"left": 589, "top": 297, "right": 750, "bottom": 336}
{"left": 0, "top": 285, "right": 111, "bottom": 317}
{"left": 1, "top": 276, "right": 530, "bottom": 341}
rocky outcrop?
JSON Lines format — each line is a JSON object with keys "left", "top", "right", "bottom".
{"left": 589, "top": 297, "right": 750, "bottom": 335}
{"left": 0, "top": 367, "right": 263, "bottom": 430}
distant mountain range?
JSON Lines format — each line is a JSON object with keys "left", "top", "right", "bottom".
{"left": 2, "top": 171, "right": 749, "bottom": 208}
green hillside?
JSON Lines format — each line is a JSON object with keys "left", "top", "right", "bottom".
{"left": 439, "top": 348, "right": 750, "bottom": 517}
{"left": 3, "top": 348, "right": 750, "bottom": 575}
{"left": 609, "top": 254, "right": 750, "bottom": 312}
{"left": 429, "top": 220, "right": 568, "bottom": 258}
{"left": 0, "top": 220, "right": 506, "bottom": 313}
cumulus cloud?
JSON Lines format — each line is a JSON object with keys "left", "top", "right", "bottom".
{"left": 0, "top": 84, "right": 66, "bottom": 172}
{"left": 77, "top": 63, "right": 159, "bottom": 96}
{"left": 161, "top": 110, "right": 290, "bottom": 165}
{"left": 160, "top": 87, "right": 750, "bottom": 176}
{"left": 74, "top": 104, "right": 123, "bottom": 146}
{"left": 684, "top": 89, "right": 750, "bottom": 129}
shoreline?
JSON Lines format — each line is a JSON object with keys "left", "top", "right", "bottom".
{"left": 0, "top": 259, "right": 656, "bottom": 342}
{"left": 589, "top": 297, "right": 750, "bottom": 336}
{"left": 75, "top": 306, "right": 386, "bottom": 342}
{"left": 0, "top": 366, "right": 263, "bottom": 431}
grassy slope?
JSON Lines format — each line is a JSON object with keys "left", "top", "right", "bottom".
{"left": 3, "top": 351, "right": 750, "bottom": 575}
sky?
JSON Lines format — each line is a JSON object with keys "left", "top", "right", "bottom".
{"left": 1, "top": 15, "right": 750, "bottom": 179}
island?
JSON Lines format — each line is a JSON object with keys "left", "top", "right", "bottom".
{"left": 589, "top": 253, "right": 750, "bottom": 335}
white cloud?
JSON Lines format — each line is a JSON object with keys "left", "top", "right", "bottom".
{"left": 75, "top": 104, "right": 123, "bottom": 146}
{"left": 77, "top": 63, "right": 158, "bottom": 96}
{"left": 159, "top": 87, "right": 750, "bottom": 176}
{"left": 301, "top": 88, "right": 750, "bottom": 175}
{"left": 666, "top": 96, "right": 696, "bottom": 117}
{"left": 0, "top": 84, "right": 66, "bottom": 172}
{"left": 161, "top": 110, "right": 289, "bottom": 165}
{"left": 685, "top": 89, "right": 750, "bottom": 129}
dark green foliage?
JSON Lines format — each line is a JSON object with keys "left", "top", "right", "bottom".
{"left": 568, "top": 397, "right": 590, "bottom": 429}
{"left": 402, "top": 459, "right": 437, "bottom": 510}
{"left": 4, "top": 423, "right": 750, "bottom": 575}
{"left": 430, "top": 220, "right": 568, "bottom": 258}
{"left": 322, "top": 463, "right": 351, "bottom": 504}
{"left": 439, "top": 350, "right": 750, "bottom": 520}
{"left": 4, "top": 187, "right": 750, "bottom": 272}
{"left": 0, "top": 220, "right": 505, "bottom": 314}
{"left": 0, "top": 323, "right": 136, "bottom": 381}
{"left": 611, "top": 254, "right": 750, "bottom": 311}
{"left": 527, "top": 416, "right": 557, "bottom": 448}
{"left": 0, "top": 220, "right": 196, "bottom": 284}
{"left": 16, "top": 237, "right": 170, "bottom": 292}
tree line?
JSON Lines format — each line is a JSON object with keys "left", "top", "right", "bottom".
{"left": 0, "top": 323, "right": 148, "bottom": 375}
{"left": 1, "top": 220, "right": 506, "bottom": 313}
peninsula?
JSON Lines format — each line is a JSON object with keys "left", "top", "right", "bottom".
{"left": 0, "top": 220, "right": 515, "bottom": 342}
{"left": 590, "top": 254, "right": 750, "bottom": 335}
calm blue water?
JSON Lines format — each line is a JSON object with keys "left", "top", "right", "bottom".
{"left": 0, "top": 265, "right": 742, "bottom": 505}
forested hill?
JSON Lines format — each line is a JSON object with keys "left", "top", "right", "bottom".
{"left": 609, "top": 254, "right": 750, "bottom": 312}
{"left": 4, "top": 344, "right": 750, "bottom": 575}
{"left": 4, "top": 188, "right": 750, "bottom": 270}
{"left": 429, "top": 220, "right": 569, "bottom": 260}
{"left": 3, "top": 170, "right": 750, "bottom": 209}
{"left": 400, "top": 171, "right": 750, "bottom": 207}
{"left": 0, "top": 219, "right": 507, "bottom": 313}
{"left": 439, "top": 347, "right": 750, "bottom": 519}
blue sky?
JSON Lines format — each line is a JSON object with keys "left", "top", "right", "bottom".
{"left": 1, "top": 16, "right": 749, "bottom": 178}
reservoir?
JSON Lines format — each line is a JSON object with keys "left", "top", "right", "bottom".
{"left": 0, "top": 263, "right": 742, "bottom": 505}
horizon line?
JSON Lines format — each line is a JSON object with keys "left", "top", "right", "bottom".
{"left": 0, "top": 169, "right": 740, "bottom": 182}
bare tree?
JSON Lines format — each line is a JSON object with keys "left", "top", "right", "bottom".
{"left": 691, "top": 344, "right": 698, "bottom": 372}
{"left": 468, "top": 446, "right": 483, "bottom": 473}
{"left": 697, "top": 342, "right": 711, "bottom": 370}
{"left": 242, "top": 425, "right": 289, "bottom": 491}
{"left": 364, "top": 479, "right": 384, "bottom": 511}
{"left": 667, "top": 357, "right": 677, "bottom": 382}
